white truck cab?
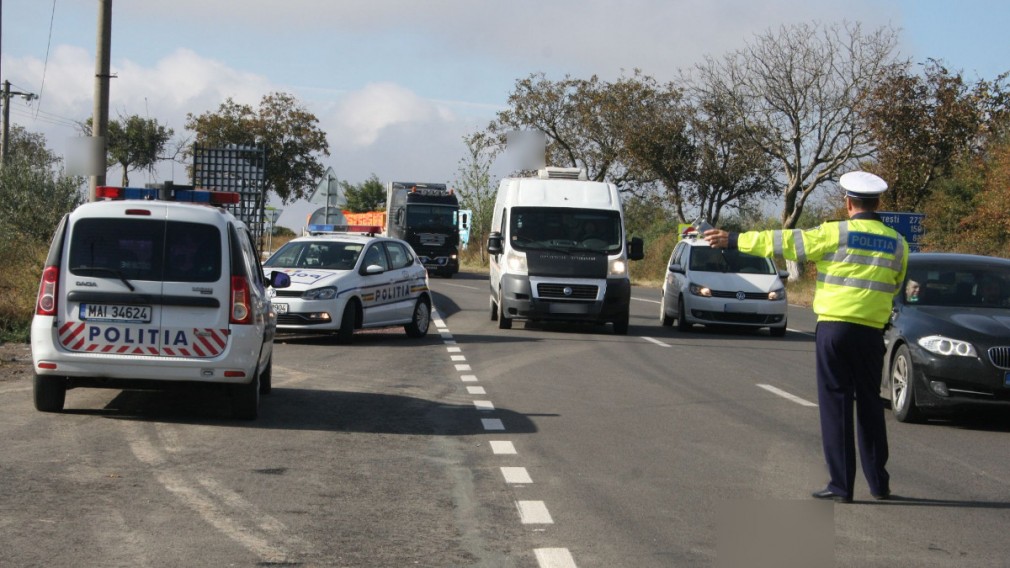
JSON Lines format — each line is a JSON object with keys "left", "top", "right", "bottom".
{"left": 486, "top": 167, "right": 644, "bottom": 334}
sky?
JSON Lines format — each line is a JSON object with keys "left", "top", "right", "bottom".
{"left": 2, "top": 0, "right": 1008, "bottom": 229}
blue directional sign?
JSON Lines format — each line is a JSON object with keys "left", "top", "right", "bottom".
{"left": 878, "top": 212, "right": 925, "bottom": 252}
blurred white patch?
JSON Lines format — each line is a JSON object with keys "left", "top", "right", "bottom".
{"left": 65, "top": 136, "right": 104, "bottom": 176}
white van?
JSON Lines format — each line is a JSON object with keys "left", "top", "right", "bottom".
{"left": 31, "top": 186, "right": 290, "bottom": 419}
{"left": 486, "top": 167, "right": 644, "bottom": 334}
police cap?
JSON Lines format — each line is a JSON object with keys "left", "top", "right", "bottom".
{"left": 840, "top": 171, "right": 888, "bottom": 199}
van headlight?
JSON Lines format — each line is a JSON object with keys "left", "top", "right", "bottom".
{"left": 505, "top": 249, "right": 527, "bottom": 274}
{"left": 918, "top": 335, "right": 976, "bottom": 357}
{"left": 768, "top": 287, "right": 786, "bottom": 301}
{"left": 608, "top": 258, "right": 627, "bottom": 277}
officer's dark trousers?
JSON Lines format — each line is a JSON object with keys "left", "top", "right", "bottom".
{"left": 815, "top": 321, "right": 890, "bottom": 499}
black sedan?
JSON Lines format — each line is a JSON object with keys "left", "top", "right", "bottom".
{"left": 881, "top": 253, "right": 1010, "bottom": 422}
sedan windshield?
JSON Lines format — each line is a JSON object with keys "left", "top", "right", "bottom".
{"left": 905, "top": 265, "right": 1010, "bottom": 308}
{"left": 265, "top": 241, "right": 363, "bottom": 270}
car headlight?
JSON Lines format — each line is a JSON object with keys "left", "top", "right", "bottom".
{"left": 689, "top": 283, "right": 712, "bottom": 297}
{"left": 303, "top": 286, "right": 338, "bottom": 300}
{"left": 918, "top": 335, "right": 977, "bottom": 357}
{"left": 768, "top": 287, "right": 786, "bottom": 301}
{"left": 505, "top": 249, "right": 527, "bottom": 275}
{"left": 609, "top": 258, "right": 627, "bottom": 277}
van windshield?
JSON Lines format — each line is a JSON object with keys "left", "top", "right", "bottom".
{"left": 509, "top": 208, "right": 622, "bottom": 253}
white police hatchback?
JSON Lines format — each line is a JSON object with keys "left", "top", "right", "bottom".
{"left": 660, "top": 232, "right": 788, "bottom": 336}
{"left": 31, "top": 186, "right": 291, "bottom": 419}
{"left": 263, "top": 227, "right": 431, "bottom": 343}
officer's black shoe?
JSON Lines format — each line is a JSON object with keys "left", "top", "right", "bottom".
{"left": 871, "top": 491, "right": 891, "bottom": 501}
{"left": 811, "top": 489, "right": 853, "bottom": 503}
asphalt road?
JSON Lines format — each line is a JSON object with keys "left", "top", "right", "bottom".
{"left": 2, "top": 271, "right": 1010, "bottom": 567}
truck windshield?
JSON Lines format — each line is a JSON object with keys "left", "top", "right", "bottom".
{"left": 406, "top": 205, "right": 456, "bottom": 229}
{"left": 509, "top": 208, "right": 622, "bottom": 253}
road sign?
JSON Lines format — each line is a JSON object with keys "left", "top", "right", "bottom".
{"left": 878, "top": 212, "right": 925, "bottom": 252}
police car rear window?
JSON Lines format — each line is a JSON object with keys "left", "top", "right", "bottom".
{"left": 69, "top": 219, "right": 222, "bottom": 283}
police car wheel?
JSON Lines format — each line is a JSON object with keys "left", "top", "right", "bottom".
{"left": 336, "top": 301, "right": 357, "bottom": 344}
{"left": 232, "top": 373, "right": 260, "bottom": 421}
{"left": 33, "top": 373, "right": 66, "bottom": 413}
{"left": 676, "top": 297, "right": 691, "bottom": 332}
{"left": 890, "top": 344, "right": 923, "bottom": 423}
{"left": 258, "top": 356, "right": 273, "bottom": 395}
{"left": 405, "top": 297, "right": 431, "bottom": 338}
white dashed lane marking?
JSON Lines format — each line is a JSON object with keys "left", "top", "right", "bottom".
{"left": 757, "top": 383, "right": 817, "bottom": 407}
{"left": 481, "top": 418, "right": 505, "bottom": 431}
{"left": 432, "top": 307, "right": 576, "bottom": 567}
{"left": 490, "top": 441, "right": 517, "bottom": 455}
{"left": 501, "top": 467, "right": 533, "bottom": 484}
{"left": 535, "top": 548, "right": 578, "bottom": 568}
{"left": 516, "top": 501, "right": 553, "bottom": 524}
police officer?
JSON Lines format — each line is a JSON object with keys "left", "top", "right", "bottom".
{"left": 703, "top": 171, "right": 908, "bottom": 503}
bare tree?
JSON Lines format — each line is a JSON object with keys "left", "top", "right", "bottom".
{"left": 691, "top": 21, "right": 903, "bottom": 275}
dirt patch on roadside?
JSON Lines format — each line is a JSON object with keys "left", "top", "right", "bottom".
{"left": 0, "top": 343, "right": 32, "bottom": 384}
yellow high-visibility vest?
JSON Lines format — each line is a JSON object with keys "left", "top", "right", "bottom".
{"left": 737, "top": 218, "right": 908, "bottom": 328}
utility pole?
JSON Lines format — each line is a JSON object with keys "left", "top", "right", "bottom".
{"left": 1, "top": 80, "right": 38, "bottom": 166}
{"left": 89, "top": 0, "right": 113, "bottom": 201}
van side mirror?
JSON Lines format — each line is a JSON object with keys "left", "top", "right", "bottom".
{"left": 487, "top": 231, "right": 503, "bottom": 256}
{"left": 627, "top": 237, "right": 644, "bottom": 261}
{"left": 778, "top": 269, "right": 790, "bottom": 281}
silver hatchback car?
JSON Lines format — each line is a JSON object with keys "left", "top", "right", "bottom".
{"left": 660, "top": 234, "right": 788, "bottom": 336}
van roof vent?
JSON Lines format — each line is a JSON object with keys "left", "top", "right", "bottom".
{"left": 537, "top": 167, "right": 587, "bottom": 181}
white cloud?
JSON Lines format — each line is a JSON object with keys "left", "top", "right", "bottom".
{"left": 327, "top": 82, "right": 454, "bottom": 147}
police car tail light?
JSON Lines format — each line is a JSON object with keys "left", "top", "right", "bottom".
{"left": 230, "top": 276, "right": 252, "bottom": 324}
{"left": 36, "top": 266, "right": 60, "bottom": 316}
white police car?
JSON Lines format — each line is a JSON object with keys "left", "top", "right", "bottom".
{"left": 263, "top": 225, "right": 432, "bottom": 342}
{"left": 30, "top": 185, "right": 291, "bottom": 419}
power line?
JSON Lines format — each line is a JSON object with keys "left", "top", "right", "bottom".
{"left": 35, "top": 0, "right": 59, "bottom": 117}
